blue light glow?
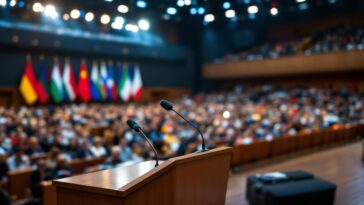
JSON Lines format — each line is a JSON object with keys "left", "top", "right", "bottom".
{"left": 223, "top": 2, "right": 231, "bottom": 9}
{"left": 198, "top": 7, "right": 205, "bottom": 15}
{"left": 18, "top": 1, "right": 25, "bottom": 8}
{"left": 136, "top": 0, "right": 147, "bottom": 8}
{"left": 166, "top": 7, "right": 177, "bottom": 15}
{"left": 190, "top": 8, "right": 197, "bottom": 15}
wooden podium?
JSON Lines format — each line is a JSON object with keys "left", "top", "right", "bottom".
{"left": 53, "top": 147, "right": 232, "bottom": 205}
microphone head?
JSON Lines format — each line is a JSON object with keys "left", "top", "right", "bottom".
{"left": 160, "top": 100, "right": 173, "bottom": 111}
{"left": 127, "top": 119, "right": 141, "bottom": 132}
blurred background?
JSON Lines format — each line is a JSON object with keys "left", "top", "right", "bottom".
{"left": 0, "top": 0, "right": 364, "bottom": 205}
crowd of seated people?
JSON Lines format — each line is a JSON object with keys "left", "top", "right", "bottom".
{"left": 0, "top": 84, "right": 363, "bottom": 202}
{"left": 214, "top": 25, "right": 364, "bottom": 63}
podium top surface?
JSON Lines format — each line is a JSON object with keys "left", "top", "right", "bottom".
{"left": 53, "top": 147, "right": 232, "bottom": 197}
{"left": 55, "top": 160, "right": 158, "bottom": 191}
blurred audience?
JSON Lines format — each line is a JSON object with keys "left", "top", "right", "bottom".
{"left": 213, "top": 25, "right": 364, "bottom": 63}
{"left": 0, "top": 84, "right": 362, "bottom": 204}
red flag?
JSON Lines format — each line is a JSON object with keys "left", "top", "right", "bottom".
{"left": 77, "top": 61, "right": 91, "bottom": 102}
{"left": 36, "top": 64, "right": 49, "bottom": 104}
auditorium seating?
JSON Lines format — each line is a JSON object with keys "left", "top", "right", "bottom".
{"left": 7, "top": 168, "right": 33, "bottom": 201}
{"left": 70, "top": 157, "right": 105, "bottom": 174}
{"left": 42, "top": 181, "right": 56, "bottom": 205}
{"left": 230, "top": 125, "right": 363, "bottom": 167}
{"left": 4, "top": 157, "right": 105, "bottom": 202}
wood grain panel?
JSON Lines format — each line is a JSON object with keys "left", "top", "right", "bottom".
{"left": 203, "top": 51, "right": 364, "bottom": 79}
{"left": 54, "top": 147, "right": 232, "bottom": 205}
{"left": 7, "top": 168, "right": 33, "bottom": 200}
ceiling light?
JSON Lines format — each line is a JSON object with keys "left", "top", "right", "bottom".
{"left": 198, "top": 7, "right": 205, "bottom": 15}
{"left": 270, "top": 7, "right": 278, "bottom": 16}
{"left": 9, "top": 0, "right": 16, "bottom": 7}
{"left": 126, "top": 24, "right": 139, "bottom": 32}
{"left": 204, "top": 14, "right": 215, "bottom": 22}
{"left": 138, "top": 19, "right": 150, "bottom": 31}
{"left": 44, "top": 5, "right": 58, "bottom": 19}
{"left": 225, "top": 9, "right": 235, "bottom": 18}
{"left": 247, "top": 5, "right": 258, "bottom": 14}
{"left": 296, "top": 0, "right": 306, "bottom": 2}
{"left": 100, "top": 14, "right": 111, "bottom": 24}
{"left": 0, "top": 0, "right": 6, "bottom": 7}
{"left": 223, "top": 2, "right": 231, "bottom": 9}
{"left": 63, "top": 13, "right": 70, "bottom": 21}
{"left": 167, "top": 7, "right": 177, "bottom": 15}
{"left": 184, "top": 0, "right": 192, "bottom": 6}
{"left": 85, "top": 12, "right": 94, "bottom": 22}
{"left": 177, "top": 0, "right": 184, "bottom": 7}
{"left": 118, "top": 5, "right": 128, "bottom": 13}
{"left": 70, "top": 9, "right": 80, "bottom": 19}
{"left": 32, "top": 2, "right": 43, "bottom": 12}
{"left": 111, "top": 16, "right": 125, "bottom": 30}
{"left": 136, "top": 0, "right": 147, "bottom": 8}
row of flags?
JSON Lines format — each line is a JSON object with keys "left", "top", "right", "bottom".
{"left": 19, "top": 57, "right": 143, "bottom": 105}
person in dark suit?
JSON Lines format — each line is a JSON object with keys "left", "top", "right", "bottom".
{"left": 0, "top": 189, "right": 10, "bottom": 205}
{"left": 52, "top": 155, "right": 74, "bottom": 179}
{"left": 0, "top": 152, "right": 8, "bottom": 182}
{"left": 30, "top": 159, "right": 53, "bottom": 200}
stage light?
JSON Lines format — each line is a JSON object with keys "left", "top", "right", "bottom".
{"left": 70, "top": 9, "right": 80, "bottom": 19}
{"left": 223, "top": 2, "right": 231, "bottom": 9}
{"left": 167, "top": 7, "right": 177, "bottom": 15}
{"left": 247, "top": 5, "right": 258, "bottom": 14}
{"left": 85, "top": 12, "right": 94, "bottom": 22}
{"left": 118, "top": 4, "right": 128, "bottom": 13}
{"left": 223, "top": 111, "right": 230, "bottom": 119}
{"left": 132, "top": 25, "right": 139, "bottom": 32}
{"left": 270, "top": 7, "right": 278, "bottom": 15}
{"left": 125, "top": 24, "right": 132, "bottom": 31}
{"left": 18, "top": 1, "right": 24, "bottom": 8}
{"left": 126, "top": 24, "right": 139, "bottom": 32}
{"left": 190, "top": 8, "right": 197, "bottom": 15}
{"left": 63, "top": 13, "right": 70, "bottom": 21}
{"left": 136, "top": 0, "right": 147, "bottom": 8}
{"left": 100, "top": 14, "right": 111, "bottom": 24}
{"left": 44, "top": 5, "right": 58, "bottom": 19}
{"left": 138, "top": 19, "right": 150, "bottom": 31}
{"left": 9, "top": 0, "right": 16, "bottom": 7}
{"left": 296, "top": 0, "right": 306, "bottom": 2}
{"left": 204, "top": 14, "right": 214, "bottom": 22}
{"left": 185, "top": 0, "right": 192, "bottom": 6}
{"left": 177, "top": 0, "right": 184, "bottom": 7}
{"left": 32, "top": 2, "right": 43, "bottom": 12}
{"left": 0, "top": 0, "right": 6, "bottom": 7}
{"left": 198, "top": 7, "right": 205, "bottom": 15}
{"left": 105, "top": 0, "right": 113, "bottom": 2}
{"left": 111, "top": 16, "right": 125, "bottom": 30}
{"left": 225, "top": 9, "right": 235, "bottom": 18}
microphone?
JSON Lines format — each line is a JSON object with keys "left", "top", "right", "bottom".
{"left": 160, "top": 99, "right": 207, "bottom": 152}
{"left": 126, "top": 119, "right": 159, "bottom": 167}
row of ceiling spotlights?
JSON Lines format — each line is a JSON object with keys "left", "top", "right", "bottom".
{"left": 0, "top": 0, "right": 322, "bottom": 25}
{"left": 30, "top": 2, "right": 150, "bottom": 31}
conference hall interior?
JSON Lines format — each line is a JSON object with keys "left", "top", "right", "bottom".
{"left": 0, "top": 0, "right": 363, "bottom": 205}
